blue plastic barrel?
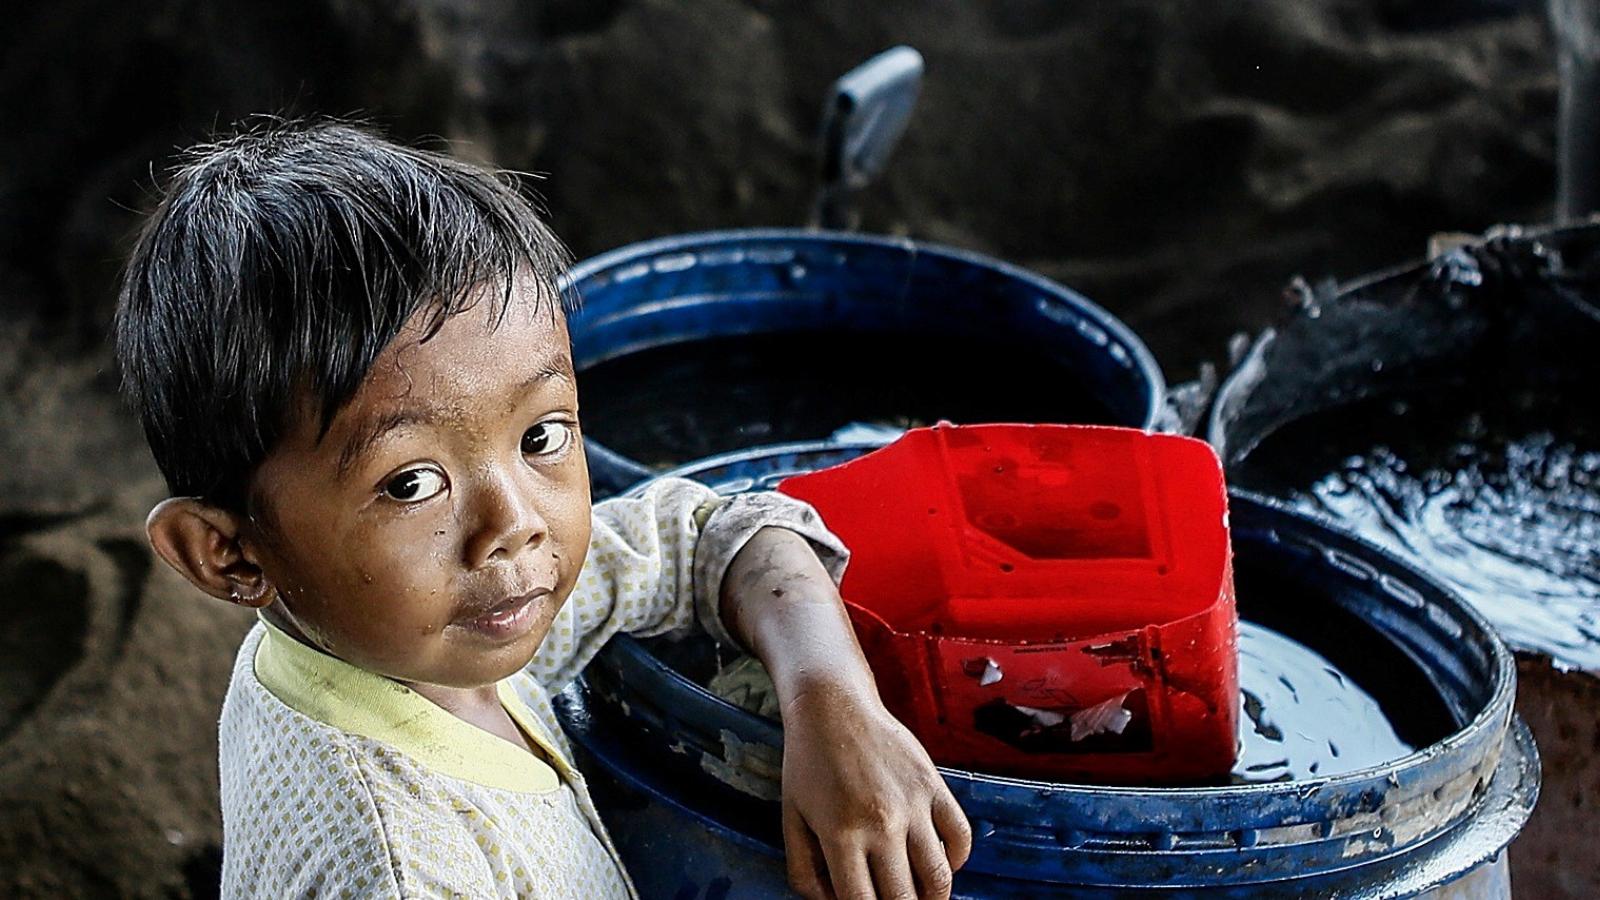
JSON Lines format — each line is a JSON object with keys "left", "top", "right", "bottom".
{"left": 561, "top": 230, "right": 1166, "bottom": 496}
{"left": 554, "top": 442, "right": 1538, "bottom": 898}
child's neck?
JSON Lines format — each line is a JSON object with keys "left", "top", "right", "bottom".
{"left": 399, "top": 678, "right": 502, "bottom": 720}
{"left": 263, "top": 607, "right": 543, "bottom": 760}
{"left": 401, "top": 678, "right": 540, "bottom": 759}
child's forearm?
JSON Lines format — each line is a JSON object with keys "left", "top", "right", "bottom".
{"left": 718, "top": 526, "right": 971, "bottom": 900}
{"left": 718, "top": 526, "right": 878, "bottom": 707}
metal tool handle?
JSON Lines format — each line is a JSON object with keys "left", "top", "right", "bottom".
{"left": 811, "top": 45, "right": 924, "bottom": 230}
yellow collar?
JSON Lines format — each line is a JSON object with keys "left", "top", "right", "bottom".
{"left": 253, "top": 619, "right": 565, "bottom": 793}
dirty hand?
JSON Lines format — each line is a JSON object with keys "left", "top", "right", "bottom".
{"left": 720, "top": 527, "right": 972, "bottom": 900}
{"left": 779, "top": 678, "right": 971, "bottom": 900}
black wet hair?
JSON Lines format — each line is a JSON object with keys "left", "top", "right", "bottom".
{"left": 114, "top": 118, "right": 573, "bottom": 512}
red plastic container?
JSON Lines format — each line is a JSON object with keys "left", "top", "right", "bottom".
{"left": 778, "top": 423, "right": 1238, "bottom": 784}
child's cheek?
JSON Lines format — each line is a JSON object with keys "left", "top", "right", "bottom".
{"left": 345, "top": 520, "right": 456, "bottom": 608}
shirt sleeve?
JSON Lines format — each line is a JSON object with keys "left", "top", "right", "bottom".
{"left": 221, "top": 730, "right": 456, "bottom": 899}
{"left": 523, "top": 476, "right": 850, "bottom": 690}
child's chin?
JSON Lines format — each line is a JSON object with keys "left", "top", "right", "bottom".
{"left": 431, "top": 638, "right": 543, "bottom": 688}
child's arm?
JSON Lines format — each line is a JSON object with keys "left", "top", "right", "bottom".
{"left": 526, "top": 475, "right": 970, "bottom": 897}
{"left": 523, "top": 476, "right": 846, "bottom": 689}
{"left": 722, "top": 527, "right": 972, "bottom": 900}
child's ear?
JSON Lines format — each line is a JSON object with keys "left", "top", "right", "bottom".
{"left": 145, "top": 498, "right": 274, "bottom": 608}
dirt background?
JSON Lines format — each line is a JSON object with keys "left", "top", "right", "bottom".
{"left": 0, "top": 0, "right": 1582, "bottom": 896}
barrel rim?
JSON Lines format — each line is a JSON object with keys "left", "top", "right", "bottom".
{"left": 562, "top": 683, "right": 1538, "bottom": 892}
{"left": 560, "top": 227, "right": 1168, "bottom": 433}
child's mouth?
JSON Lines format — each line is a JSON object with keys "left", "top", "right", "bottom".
{"left": 452, "top": 588, "right": 551, "bottom": 641}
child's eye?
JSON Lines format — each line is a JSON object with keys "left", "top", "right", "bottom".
{"left": 521, "top": 421, "right": 574, "bottom": 458}
{"left": 383, "top": 466, "right": 447, "bottom": 503}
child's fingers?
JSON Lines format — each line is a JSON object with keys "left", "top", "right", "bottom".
{"left": 868, "top": 844, "right": 919, "bottom": 900}
{"left": 821, "top": 838, "right": 876, "bottom": 900}
{"left": 932, "top": 790, "right": 973, "bottom": 871}
{"left": 783, "top": 804, "right": 834, "bottom": 900}
{"left": 907, "top": 821, "right": 955, "bottom": 900}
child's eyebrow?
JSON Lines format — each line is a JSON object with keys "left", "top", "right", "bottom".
{"left": 335, "top": 408, "right": 442, "bottom": 480}
{"left": 334, "top": 364, "right": 574, "bottom": 479}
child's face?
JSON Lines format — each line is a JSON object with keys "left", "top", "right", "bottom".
{"left": 245, "top": 281, "right": 592, "bottom": 689}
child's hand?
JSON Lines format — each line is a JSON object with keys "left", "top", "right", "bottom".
{"left": 779, "top": 678, "right": 971, "bottom": 900}
{"left": 720, "top": 527, "right": 972, "bottom": 899}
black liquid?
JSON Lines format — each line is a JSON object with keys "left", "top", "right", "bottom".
{"left": 578, "top": 331, "right": 1121, "bottom": 469}
{"left": 1234, "top": 386, "right": 1600, "bottom": 673}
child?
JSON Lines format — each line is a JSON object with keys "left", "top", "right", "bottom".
{"left": 114, "top": 120, "right": 970, "bottom": 899}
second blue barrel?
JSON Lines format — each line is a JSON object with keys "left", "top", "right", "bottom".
{"left": 554, "top": 442, "right": 1538, "bottom": 898}
{"left": 561, "top": 230, "right": 1166, "bottom": 496}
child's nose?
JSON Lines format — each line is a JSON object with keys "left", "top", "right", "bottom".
{"left": 465, "top": 470, "right": 549, "bottom": 567}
